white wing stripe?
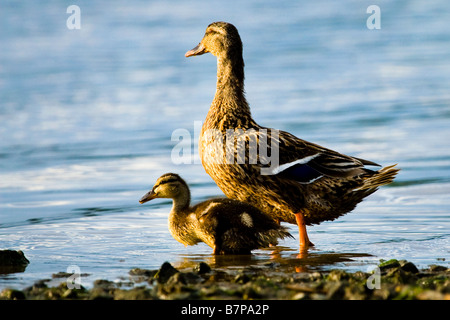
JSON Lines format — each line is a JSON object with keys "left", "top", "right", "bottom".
{"left": 270, "top": 153, "right": 321, "bottom": 175}
{"left": 301, "top": 175, "right": 324, "bottom": 184}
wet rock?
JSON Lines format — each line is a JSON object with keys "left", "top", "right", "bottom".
{"left": 183, "top": 271, "right": 203, "bottom": 284}
{"left": 385, "top": 267, "right": 416, "bottom": 285}
{"left": 263, "top": 262, "right": 281, "bottom": 269}
{"left": 157, "top": 272, "right": 201, "bottom": 299}
{"left": 309, "top": 271, "right": 323, "bottom": 281}
{"left": 416, "top": 290, "right": 448, "bottom": 300}
{"left": 205, "top": 270, "right": 230, "bottom": 283}
{"left": 62, "top": 288, "right": 79, "bottom": 299}
{"left": 291, "top": 292, "right": 307, "bottom": 300}
{"left": 399, "top": 260, "right": 419, "bottom": 274}
{"left": 52, "top": 271, "right": 90, "bottom": 279}
{"left": 285, "top": 283, "right": 320, "bottom": 294}
{"left": 20, "top": 282, "right": 88, "bottom": 300}
{"left": 0, "top": 250, "right": 29, "bottom": 274}
{"left": 1, "top": 288, "right": 26, "bottom": 300}
{"left": 344, "top": 283, "right": 368, "bottom": 300}
{"left": 167, "top": 271, "right": 202, "bottom": 286}
{"left": 0, "top": 250, "right": 29, "bottom": 266}
{"left": 2, "top": 257, "right": 449, "bottom": 300}
{"left": 242, "top": 283, "right": 263, "bottom": 300}
{"left": 129, "top": 268, "right": 158, "bottom": 284}
{"left": 114, "top": 287, "right": 154, "bottom": 300}
{"left": 23, "top": 279, "right": 50, "bottom": 298}
{"left": 93, "top": 279, "right": 116, "bottom": 290}
{"left": 234, "top": 272, "right": 251, "bottom": 284}
{"left": 167, "top": 272, "right": 187, "bottom": 286}
{"left": 155, "top": 262, "right": 179, "bottom": 284}
{"left": 327, "top": 269, "right": 349, "bottom": 281}
{"left": 193, "top": 262, "right": 211, "bottom": 274}
{"left": 129, "top": 268, "right": 158, "bottom": 278}
{"left": 89, "top": 280, "right": 117, "bottom": 300}
{"left": 371, "top": 285, "right": 392, "bottom": 300}
{"left": 379, "top": 259, "right": 401, "bottom": 272}
{"left": 89, "top": 288, "right": 114, "bottom": 300}
{"left": 325, "top": 281, "right": 346, "bottom": 299}
{"left": 429, "top": 265, "right": 448, "bottom": 272}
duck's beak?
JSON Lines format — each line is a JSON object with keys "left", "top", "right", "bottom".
{"left": 139, "top": 190, "right": 157, "bottom": 204}
{"left": 185, "top": 43, "right": 207, "bottom": 57}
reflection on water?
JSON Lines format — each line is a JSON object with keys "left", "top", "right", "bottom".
{"left": 1, "top": 0, "right": 450, "bottom": 289}
{"left": 173, "top": 249, "right": 374, "bottom": 274}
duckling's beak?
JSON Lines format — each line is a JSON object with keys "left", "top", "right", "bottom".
{"left": 185, "top": 43, "right": 207, "bottom": 57}
{"left": 139, "top": 190, "right": 157, "bottom": 204}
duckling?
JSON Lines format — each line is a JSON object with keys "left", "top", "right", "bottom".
{"left": 139, "top": 173, "right": 293, "bottom": 255}
{"left": 185, "top": 22, "right": 399, "bottom": 251}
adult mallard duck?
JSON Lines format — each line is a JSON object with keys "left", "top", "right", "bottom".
{"left": 185, "top": 22, "right": 399, "bottom": 252}
{"left": 139, "top": 173, "right": 293, "bottom": 255}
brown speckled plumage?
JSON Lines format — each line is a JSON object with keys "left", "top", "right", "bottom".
{"left": 139, "top": 173, "right": 293, "bottom": 254}
{"left": 186, "top": 22, "right": 399, "bottom": 234}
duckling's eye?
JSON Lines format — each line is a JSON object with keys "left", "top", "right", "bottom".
{"left": 205, "top": 28, "right": 224, "bottom": 39}
{"left": 204, "top": 31, "right": 216, "bottom": 40}
{"left": 162, "top": 181, "right": 179, "bottom": 188}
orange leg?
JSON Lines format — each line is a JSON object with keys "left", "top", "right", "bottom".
{"left": 269, "top": 219, "right": 280, "bottom": 248}
{"left": 294, "top": 212, "right": 314, "bottom": 252}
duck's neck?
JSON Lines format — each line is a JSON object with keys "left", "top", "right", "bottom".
{"left": 216, "top": 53, "right": 244, "bottom": 92}
{"left": 168, "top": 189, "right": 201, "bottom": 246}
{"left": 170, "top": 189, "right": 191, "bottom": 215}
{"left": 210, "top": 54, "right": 252, "bottom": 124}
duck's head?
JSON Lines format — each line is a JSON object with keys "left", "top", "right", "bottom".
{"left": 139, "top": 173, "right": 189, "bottom": 204}
{"left": 185, "top": 21, "right": 243, "bottom": 59}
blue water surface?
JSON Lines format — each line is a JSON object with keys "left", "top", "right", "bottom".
{"left": 0, "top": 0, "right": 449, "bottom": 289}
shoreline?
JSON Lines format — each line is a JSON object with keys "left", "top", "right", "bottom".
{"left": 1, "top": 258, "right": 448, "bottom": 300}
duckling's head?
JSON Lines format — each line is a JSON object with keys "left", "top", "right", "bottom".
{"left": 185, "top": 21, "right": 242, "bottom": 59}
{"left": 139, "top": 173, "right": 190, "bottom": 204}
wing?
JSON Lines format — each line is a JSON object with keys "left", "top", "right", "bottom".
{"left": 259, "top": 129, "right": 379, "bottom": 183}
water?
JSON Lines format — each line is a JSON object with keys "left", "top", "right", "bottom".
{"left": 1, "top": 0, "right": 449, "bottom": 289}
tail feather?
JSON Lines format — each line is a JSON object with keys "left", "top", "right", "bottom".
{"left": 355, "top": 164, "right": 400, "bottom": 191}
{"left": 256, "top": 226, "right": 294, "bottom": 247}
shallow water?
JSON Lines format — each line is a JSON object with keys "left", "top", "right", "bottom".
{"left": 1, "top": 0, "right": 449, "bottom": 289}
